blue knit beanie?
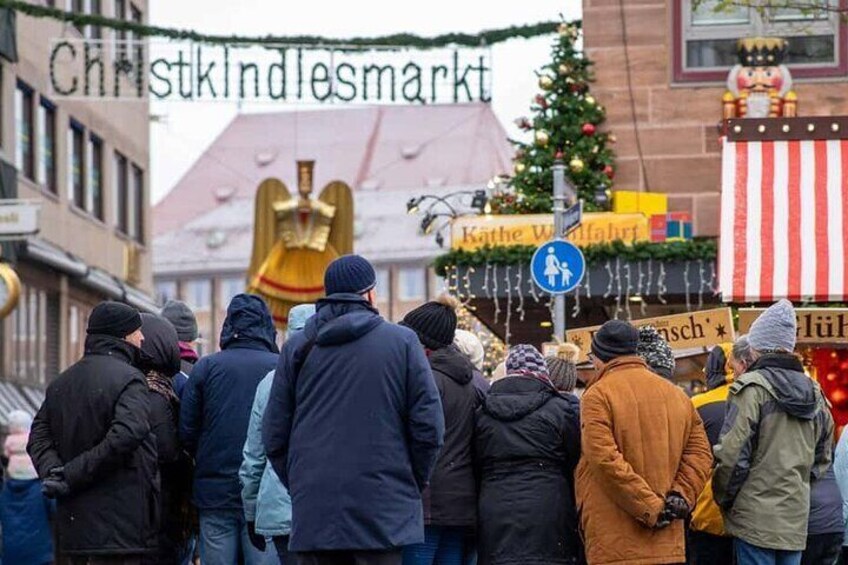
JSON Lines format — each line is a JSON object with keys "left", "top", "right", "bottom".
{"left": 324, "top": 254, "right": 377, "bottom": 296}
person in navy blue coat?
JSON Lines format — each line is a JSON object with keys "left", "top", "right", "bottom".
{"left": 180, "top": 293, "right": 280, "bottom": 565}
{"left": 263, "top": 255, "right": 445, "bottom": 565}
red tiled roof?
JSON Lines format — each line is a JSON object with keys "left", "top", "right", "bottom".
{"left": 153, "top": 103, "right": 513, "bottom": 236}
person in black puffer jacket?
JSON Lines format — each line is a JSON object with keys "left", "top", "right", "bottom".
{"left": 475, "top": 344, "right": 582, "bottom": 565}
{"left": 401, "top": 295, "right": 480, "bottom": 565}
{"left": 27, "top": 301, "right": 159, "bottom": 563}
{"left": 138, "top": 313, "right": 195, "bottom": 565}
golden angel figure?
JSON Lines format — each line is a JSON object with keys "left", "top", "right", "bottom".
{"left": 247, "top": 161, "right": 353, "bottom": 328}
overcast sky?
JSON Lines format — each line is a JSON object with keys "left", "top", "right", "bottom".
{"left": 148, "top": 0, "right": 581, "bottom": 203}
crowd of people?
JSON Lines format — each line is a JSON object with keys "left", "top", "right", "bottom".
{"left": 0, "top": 254, "right": 846, "bottom": 565}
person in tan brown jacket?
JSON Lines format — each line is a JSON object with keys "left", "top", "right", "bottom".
{"left": 575, "top": 320, "right": 712, "bottom": 565}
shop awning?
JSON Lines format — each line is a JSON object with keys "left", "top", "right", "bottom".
{"left": 23, "top": 238, "right": 159, "bottom": 313}
{"left": 720, "top": 117, "right": 848, "bottom": 303}
{"left": 0, "top": 381, "right": 44, "bottom": 425}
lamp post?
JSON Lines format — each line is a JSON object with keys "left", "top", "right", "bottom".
{"left": 552, "top": 153, "right": 577, "bottom": 342}
{"left": 407, "top": 189, "right": 491, "bottom": 248}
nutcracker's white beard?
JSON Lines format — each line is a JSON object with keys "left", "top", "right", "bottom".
{"left": 746, "top": 92, "right": 772, "bottom": 118}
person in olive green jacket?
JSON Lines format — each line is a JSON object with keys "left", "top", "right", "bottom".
{"left": 713, "top": 300, "right": 834, "bottom": 565}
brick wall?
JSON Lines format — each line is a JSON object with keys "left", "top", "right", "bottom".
{"left": 583, "top": 0, "right": 848, "bottom": 236}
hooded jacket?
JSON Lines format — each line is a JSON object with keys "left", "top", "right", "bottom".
{"left": 0, "top": 478, "right": 55, "bottom": 564}
{"left": 27, "top": 334, "right": 158, "bottom": 555}
{"left": 690, "top": 343, "right": 734, "bottom": 536}
{"left": 140, "top": 314, "right": 193, "bottom": 563}
{"left": 179, "top": 294, "right": 279, "bottom": 510}
{"left": 575, "top": 356, "right": 711, "bottom": 565}
{"left": 713, "top": 353, "right": 834, "bottom": 551}
{"left": 475, "top": 375, "right": 581, "bottom": 564}
{"left": 422, "top": 345, "right": 479, "bottom": 527}
{"left": 263, "top": 293, "right": 444, "bottom": 552}
{"left": 832, "top": 432, "right": 848, "bottom": 546}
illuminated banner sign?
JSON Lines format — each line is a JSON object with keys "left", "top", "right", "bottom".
{"left": 48, "top": 39, "right": 492, "bottom": 104}
{"left": 565, "top": 308, "right": 735, "bottom": 362}
{"left": 450, "top": 213, "right": 650, "bottom": 251}
{"left": 738, "top": 308, "right": 848, "bottom": 343}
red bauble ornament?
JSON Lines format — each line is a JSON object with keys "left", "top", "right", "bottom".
{"left": 603, "top": 164, "right": 614, "bottom": 179}
{"left": 535, "top": 94, "right": 548, "bottom": 109}
{"left": 582, "top": 123, "right": 596, "bottom": 136}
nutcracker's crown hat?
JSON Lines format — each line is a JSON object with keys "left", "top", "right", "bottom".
{"left": 737, "top": 36, "right": 788, "bottom": 66}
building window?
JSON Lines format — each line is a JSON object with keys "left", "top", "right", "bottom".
{"left": 673, "top": 0, "right": 847, "bottom": 82}
{"left": 114, "top": 0, "right": 127, "bottom": 60}
{"left": 88, "top": 135, "right": 104, "bottom": 220}
{"left": 38, "top": 98, "right": 57, "bottom": 194}
{"left": 183, "top": 279, "right": 211, "bottom": 312}
{"left": 88, "top": 0, "right": 102, "bottom": 40}
{"left": 131, "top": 164, "right": 144, "bottom": 243}
{"left": 69, "top": 121, "right": 85, "bottom": 209}
{"left": 375, "top": 268, "right": 390, "bottom": 301}
{"left": 219, "top": 276, "right": 244, "bottom": 308}
{"left": 155, "top": 280, "right": 177, "bottom": 305}
{"left": 130, "top": 4, "right": 143, "bottom": 64}
{"left": 7, "top": 284, "right": 48, "bottom": 385}
{"left": 15, "top": 82, "right": 35, "bottom": 181}
{"left": 67, "top": 302, "right": 89, "bottom": 365}
{"left": 398, "top": 267, "right": 425, "bottom": 302}
{"left": 70, "top": 0, "right": 85, "bottom": 35}
{"left": 114, "top": 151, "right": 128, "bottom": 234}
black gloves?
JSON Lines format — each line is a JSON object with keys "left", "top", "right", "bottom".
{"left": 654, "top": 492, "right": 690, "bottom": 530}
{"left": 247, "top": 521, "right": 266, "bottom": 551}
{"left": 42, "top": 466, "right": 71, "bottom": 499}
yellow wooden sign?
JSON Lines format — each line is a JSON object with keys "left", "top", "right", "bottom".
{"left": 450, "top": 213, "right": 651, "bottom": 251}
{"left": 565, "top": 308, "right": 735, "bottom": 362}
{"left": 738, "top": 308, "right": 848, "bottom": 343}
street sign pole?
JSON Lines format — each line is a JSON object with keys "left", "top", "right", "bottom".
{"left": 552, "top": 157, "right": 567, "bottom": 343}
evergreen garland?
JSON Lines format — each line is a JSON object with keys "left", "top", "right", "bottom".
{"left": 0, "top": 1, "right": 558, "bottom": 48}
{"left": 434, "top": 239, "right": 718, "bottom": 277}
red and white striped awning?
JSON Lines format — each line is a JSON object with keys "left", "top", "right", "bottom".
{"left": 720, "top": 117, "right": 848, "bottom": 303}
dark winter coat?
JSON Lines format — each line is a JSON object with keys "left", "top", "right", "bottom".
{"left": 808, "top": 465, "right": 844, "bottom": 536}
{"left": 263, "top": 293, "right": 445, "bottom": 552}
{"left": 139, "top": 313, "right": 194, "bottom": 563}
{"left": 0, "top": 478, "right": 54, "bottom": 565}
{"left": 27, "top": 334, "right": 159, "bottom": 556}
{"left": 475, "top": 375, "right": 581, "bottom": 565}
{"left": 422, "top": 345, "right": 479, "bottom": 527}
{"left": 179, "top": 294, "right": 279, "bottom": 510}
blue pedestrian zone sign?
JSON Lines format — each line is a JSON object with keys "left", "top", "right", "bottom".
{"left": 531, "top": 239, "right": 586, "bottom": 295}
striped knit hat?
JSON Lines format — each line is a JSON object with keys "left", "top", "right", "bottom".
{"left": 506, "top": 344, "right": 551, "bottom": 383}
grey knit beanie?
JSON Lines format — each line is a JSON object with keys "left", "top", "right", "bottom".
{"left": 748, "top": 299, "right": 797, "bottom": 353}
{"left": 546, "top": 343, "right": 579, "bottom": 393}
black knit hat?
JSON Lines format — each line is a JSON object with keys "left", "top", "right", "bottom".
{"left": 324, "top": 254, "right": 377, "bottom": 296}
{"left": 636, "top": 325, "right": 675, "bottom": 379}
{"left": 161, "top": 300, "right": 198, "bottom": 342}
{"left": 591, "top": 320, "right": 639, "bottom": 362}
{"left": 87, "top": 301, "right": 143, "bottom": 339}
{"left": 401, "top": 294, "right": 459, "bottom": 350}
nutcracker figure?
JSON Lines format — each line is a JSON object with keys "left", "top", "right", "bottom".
{"left": 723, "top": 37, "right": 797, "bottom": 119}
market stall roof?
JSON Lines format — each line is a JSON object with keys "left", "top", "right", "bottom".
{"left": 720, "top": 116, "right": 848, "bottom": 303}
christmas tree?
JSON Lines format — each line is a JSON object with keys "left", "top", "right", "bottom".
{"left": 491, "top": 21, "right": 615, "bottom": 214}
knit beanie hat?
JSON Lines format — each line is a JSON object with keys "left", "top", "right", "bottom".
{"left": 506, "top": 344, "right": 551, "bottom": 382}
{"left": 87, "top": 301, "right": 142, "bottom": 338}
{"left": 401, "top": 294, "right": 459, "bottom": 350}
{"left": 591, "top": 320, "right": 640, "bottom": 362}
{"left": 748, "top": 299, "right": 797, "bottom": 353}
{"left": 637, "top": 325, "right": 675, "bottom": 380}
{"left": 546, "top": 342, "right": 580, "bottom": 392}
{"left": 324, "top": 254, "right": 377, "bottom": 296}
{"left": 161, "top": 300, "right": 199, "bottom": 342}
{"left": 454, "top": 329, "right": 484, "bottom": 371}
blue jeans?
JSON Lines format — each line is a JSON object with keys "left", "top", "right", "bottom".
{"left": 198, "top": 509, "right": 277, "bottom": 565}
{"left": 403, "top": 526, "right": 467, "bottom": 565}
{"left": 736, "top": 539, "right": 802, "bottom": 565}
